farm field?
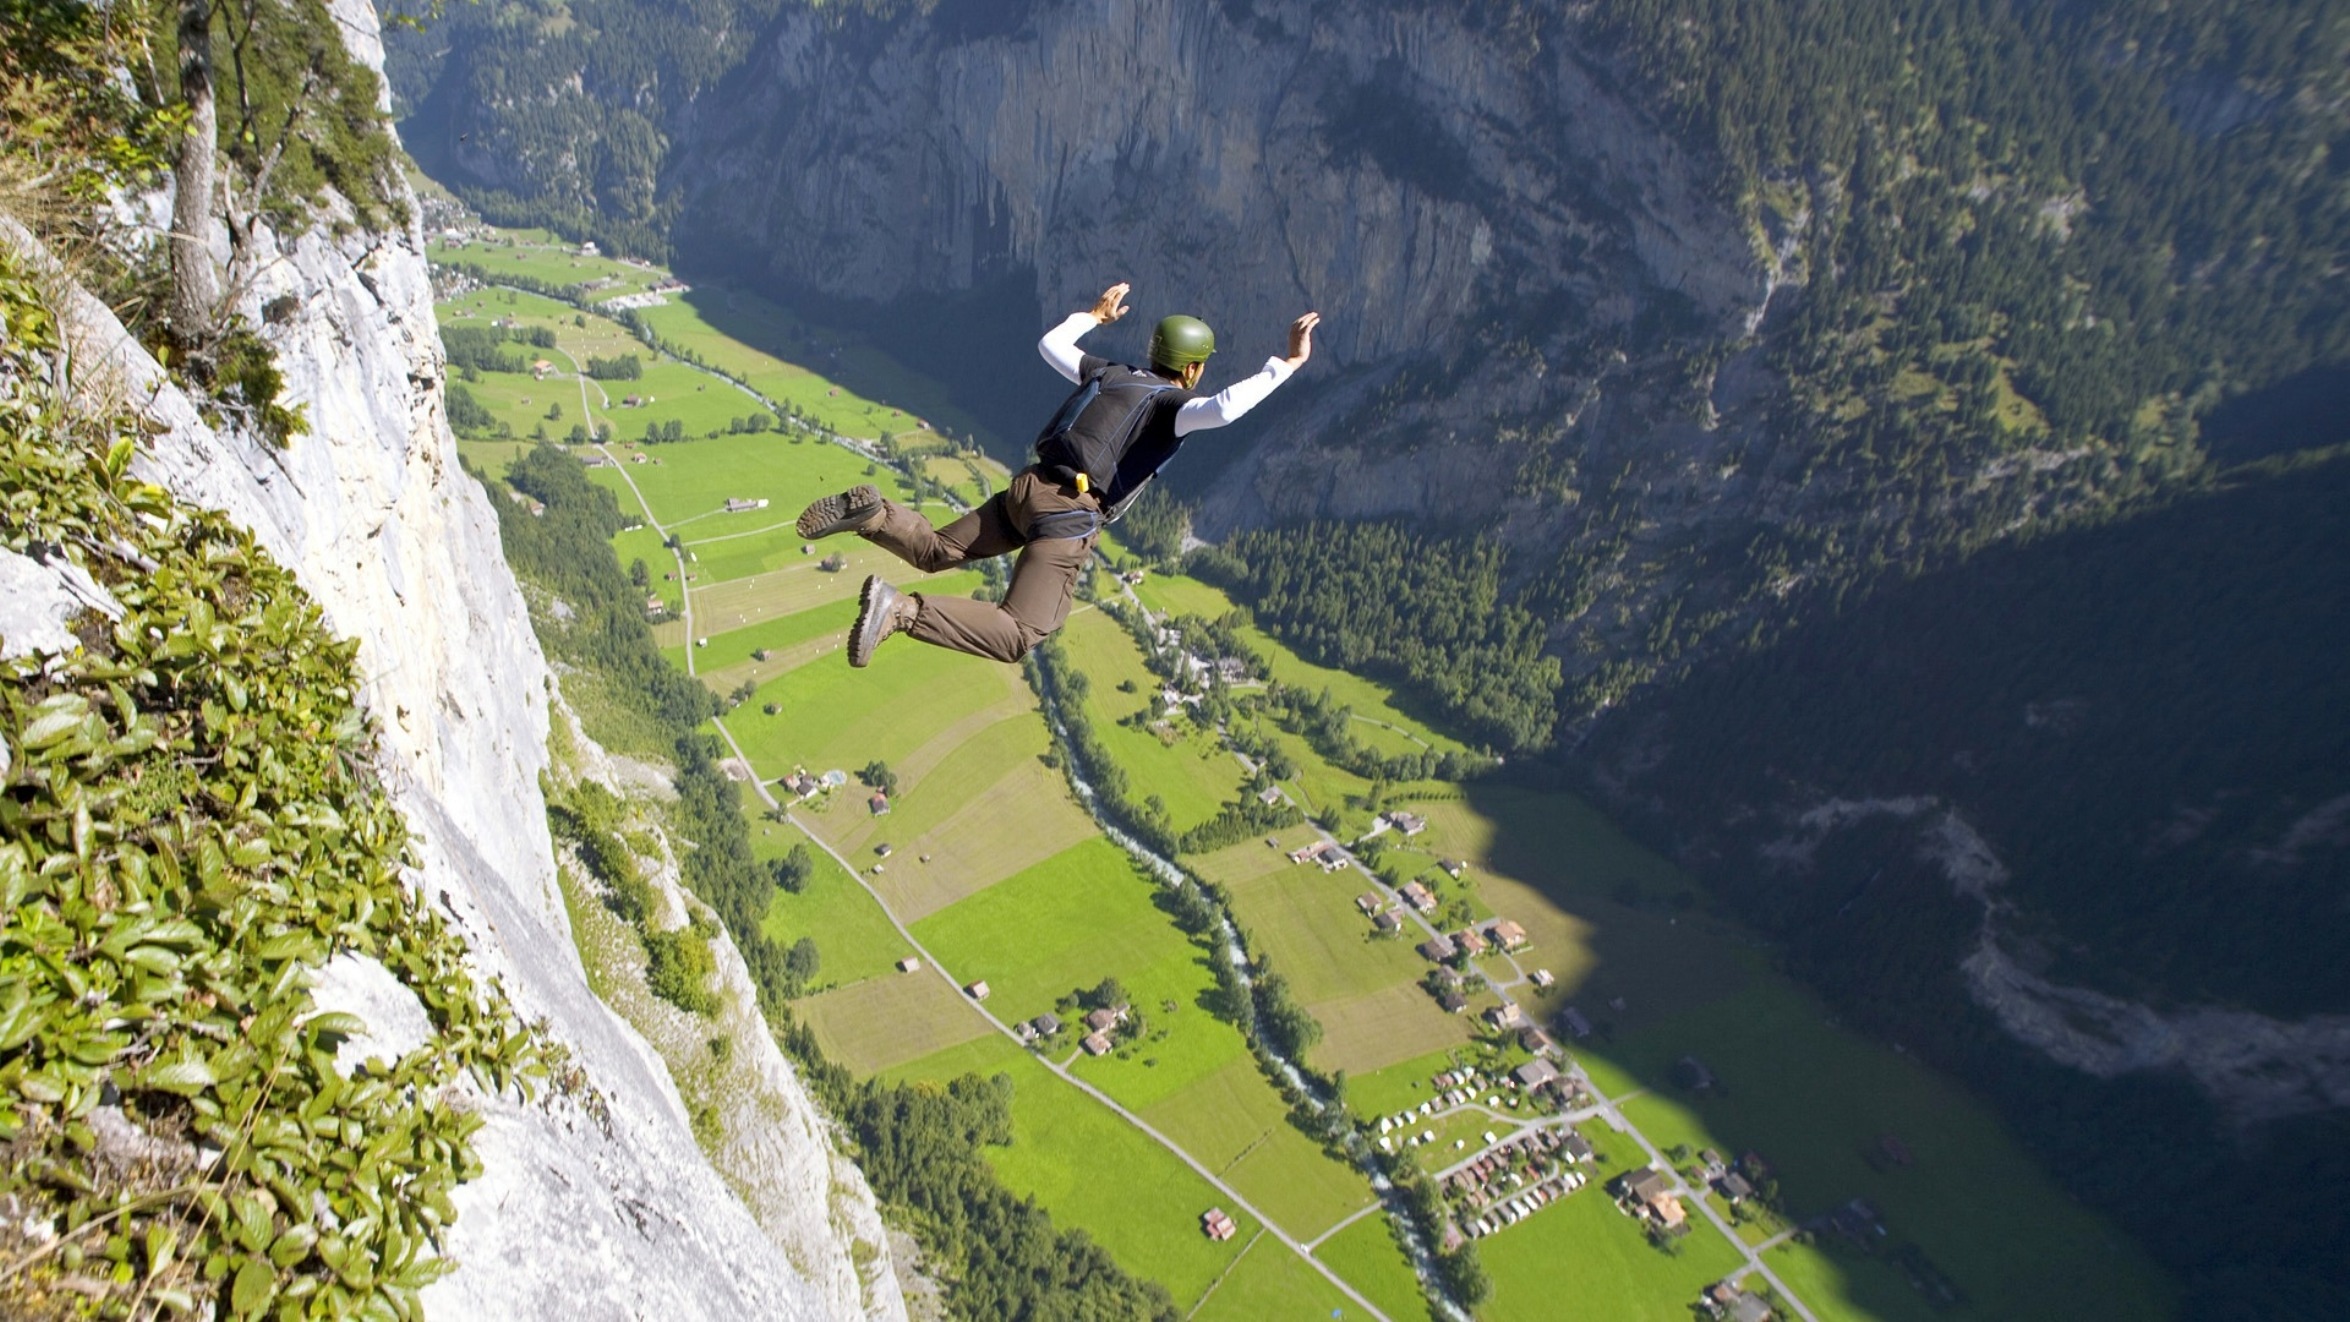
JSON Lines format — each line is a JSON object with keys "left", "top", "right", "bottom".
{"left": 439, "top": 222, "right": 2173, "bottom": 1322}
{"left": 1313, "top": 1214, "right": 1435, "bottom": 1322}
{"left": 1192, "top": 1235, "right": 1360, "bottom": 1321}
{"left": 880, "top": 1035, "right": 1256, "bottom": 1308}
{"left": 1474, "top": 1178, "right": 1747, "bottom": 1321}
{"left": 1056, "top": 608, "right": 1245, "bottom": 834}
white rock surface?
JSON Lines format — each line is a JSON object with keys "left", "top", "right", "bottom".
{"left": 0, "top": 3, "right": 901, "bottom": 1313}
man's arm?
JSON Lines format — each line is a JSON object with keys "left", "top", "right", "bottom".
{"left": 1173, "top": 311, "right": 1318, "bottom": 437}
{"left": 1039, "top": 282, "right": 1131, "bottom": 383}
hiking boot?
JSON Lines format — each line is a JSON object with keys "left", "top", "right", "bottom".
{"left": 850, "top": 576, "right": 918, "bottom": 668}
{"left": 796, "top": 484, "right": 885, "bottom": 538}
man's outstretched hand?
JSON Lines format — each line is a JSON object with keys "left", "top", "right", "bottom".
{"left": 1090, "top": 283, "right": 1132, "bottom": 325}
{"left": 1282, "top": 312, "right": 1321, "bottom": 370}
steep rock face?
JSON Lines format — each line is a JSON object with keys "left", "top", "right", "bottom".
{"left": 671, "top": 0, "right": 1768, "bottom": 536}
{"left": 8, "top": 4, "right": 898, "bottom": 1316}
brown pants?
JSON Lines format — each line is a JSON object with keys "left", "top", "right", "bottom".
{"left": 860, "top": 466, "right": 1100, "bottom": 662}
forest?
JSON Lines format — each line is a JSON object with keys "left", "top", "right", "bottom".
{"left": 1190, "top": 521, "right": 1560, "bottom": 753}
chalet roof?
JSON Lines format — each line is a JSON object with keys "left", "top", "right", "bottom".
{"left": 1513, "top": 1059, "right": 1561, "bottom": 1088}
{"left": 1620, "top": 1167, "right": 1668, "bottom": 1201}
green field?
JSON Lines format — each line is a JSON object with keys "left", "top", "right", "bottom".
{"left": 1312, "top": 1214, "right": 1434, "bottom": 1322}
{"left": 753, "top": 825, "right": 911, "bottom": 989}
{"left": 1057, "top": 608, "right": 1245, "bottom": 833}
{"left": 1475, "top": 1180, "right": 1747, "bottom": 1321}
{"left": 1193, "top": 1235, "right": 1361, "bottom": 1321}
{"left": 882, "top": 1035, "right": 1257, "bottom": 1308}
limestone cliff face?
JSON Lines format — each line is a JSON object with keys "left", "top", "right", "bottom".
{"left": 671, "top": 0, "right": 1770, "bottom": 538}
{"left": 4, "top": 4, "right": 899, "bottom": 1316}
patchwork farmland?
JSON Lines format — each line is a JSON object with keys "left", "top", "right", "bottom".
{"left": 440, "top": 225, "right": 2171, "bottom": 1322}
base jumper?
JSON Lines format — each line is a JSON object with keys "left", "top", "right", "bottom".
{"left": 795, "top": 283, "right": 1319, "bottom": 667}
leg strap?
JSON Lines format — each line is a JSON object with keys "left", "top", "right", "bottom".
{"left": 1026, "top": 508, "right": 1101, "bottom": 542}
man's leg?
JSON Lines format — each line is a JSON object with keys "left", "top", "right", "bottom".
{"left": 902, "top": 471, "right": 1097, "bottom": 662}
{"left": 906, "top": 532, "right": 1094, "bottom": 662}
{"left": 862, "top": 492, "right": 1017, "bottom": 574}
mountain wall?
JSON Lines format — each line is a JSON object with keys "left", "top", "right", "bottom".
{"left": 5, "top": 2, "right": 898, "bottom": 1316}
{"left": 666, "top": 0, "right": 1778, "bottom": 604}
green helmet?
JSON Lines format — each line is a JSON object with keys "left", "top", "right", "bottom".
{"left": 1148, "top": 315, "right": 1216, "bottom": 370}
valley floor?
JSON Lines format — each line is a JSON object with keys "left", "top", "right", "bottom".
{"left": 440, "top": 225, "right": 2174, "bottom": 1322}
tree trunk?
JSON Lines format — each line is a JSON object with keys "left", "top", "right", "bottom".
{"left": 169, "top": 0, "right": 221, "bottom": 351}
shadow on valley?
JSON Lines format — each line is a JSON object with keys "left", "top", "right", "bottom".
{"left": 671, "top": 245, "right": 1051, "bottom": 462}
{"left": 1563, "top": 447, "right": 2350, "bottom": 1319}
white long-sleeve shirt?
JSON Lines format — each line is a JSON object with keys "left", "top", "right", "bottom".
{"left": 1038, "top": 313, "right": 1294, "bottom": 437}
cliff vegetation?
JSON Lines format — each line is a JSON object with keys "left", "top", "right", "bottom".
{"left": 0, "top": 251, "right": 539, "bottom": 1320}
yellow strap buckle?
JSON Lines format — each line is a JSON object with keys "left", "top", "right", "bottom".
{"left": 1074, "top": 472, "right": 1090, "bottom": 494}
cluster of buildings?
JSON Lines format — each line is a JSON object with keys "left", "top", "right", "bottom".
{"left": 1614, "top": 1166, "right": 1689, "bottom": 1235}
{"left": 1078, "top": 1003, "right": 1129, "bottom": 1056}
{"left": 1450, "top": 1126, "right": 1599, "bottom": 1240}
{"left": 1287, "top": 839, "right": 1352, "bottom": 872}
{"left": 1378, "top": 809, "right": 1427, "bottom": 836}
{"left": 1013, "top": 1012, "right": 1060, "bottom": 1045}
{"left": 776, "top": 767, "right": 848, "bottom": 800}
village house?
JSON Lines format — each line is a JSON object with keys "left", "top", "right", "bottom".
{"left": 964, "top": 981, "right": 989, "bottom": 1001}
{"left": 1486, "top": 1002, "right": 1530, "bottom": 1032}
{"left": 1417, "top": 933, "right": 1458, "bottom": 963}
{"left": 1454, "top": 927, "right": 1490, "bottom": 957}
{"left": 875, "top": 843, "right": 893, "bottom": 858}
{"left": 778, "top": 770, "right": 820, "bottom": 798}
{"left": 1355, "top": 892, "right": 1386, "bottom": 916}
{"left": 1438, "top": 990, "right": 1470, "bottom": 1014}
{"left": 1560, "top": 1132, "right": 1596, "bottom": 1164}
{"left": 1440, "top": 859, "right": 1467, "bottom": 879}
{"left": 723, "top": 497, "right": 770, "bottom": 513}
{"left": 1372, "top": 911, "right": 1403, "bottom": 934}
{"left": 1703, "top": 1284, "right": 1773, "bottom": 1322}
{"left": 1616, "top": 1167, "right": 1687, "bottom": 1232}
{"left": 1397, "top": 881, "right": 1438, "bottom": 912}
{"left": 581, "top": 452, "right": 614, "bottom": 467}
{"left": 1556, "top": 1005, "right": 1594, "bottom": 1039}
{"left": 1030, "top": 1013, "right": 1061, "bottom": 1038}
{"left": 1257, "top": 785, "right": 1284, "bottom": 807}
{"left": 1013, "top": 1021, "right": 1037, "bottom": 1045}
{"left": 1715, "top": 1172, "right": 1756, "bottom": 1204}
{"left": 896, "top": 957, "right": 921, "bottom": 974}
{"left": 531, "top": 358, "right": 555, "bottom": 379}
{"left": 868, "top": 792, "right": 890, "bottom": 815}
{"left": 1215, "top": 657, "right": 1249, "bottom": 684}
{"left": 1082, "top": 1005, "right": 1128, "bottom": 1035}
{"left": 1200, "top": 1208, "right": 1236, "bottom": 1241}
{"left": 1081, "top": 1031, "right": 1113, "bottom": 1056}
{"left": 1286, "top": 839, "right": 1350, "bottom": 873}
{"left": 1489, "top": 919, "right": 1529, "bottom": 950}
{"left": 1530, "top": 967, "right": 1556, "bottom": 990}
{"left": 1517, "top": 1027, "right": 1554, "bottom": 1055}
{"left": 1513, "top": 1059, "right": 1561, "bottom": 1090}
{"left": 1382, "top": 810, "right": 1428, "bottom": 836}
